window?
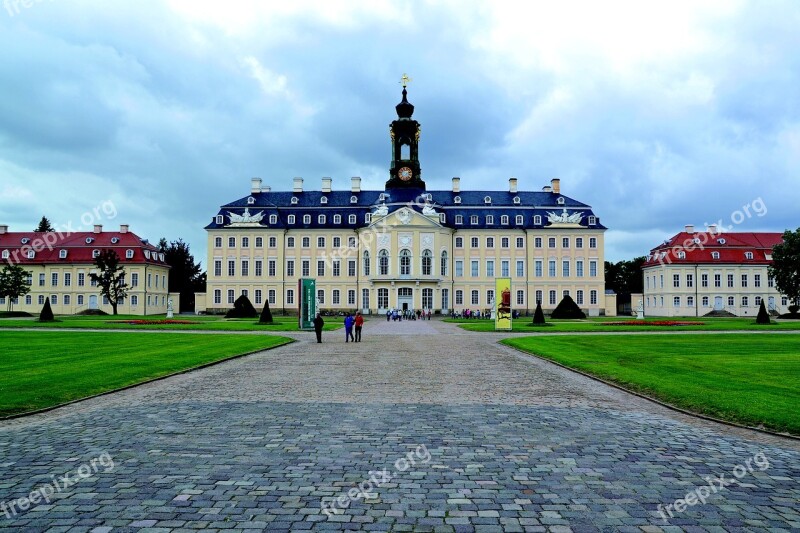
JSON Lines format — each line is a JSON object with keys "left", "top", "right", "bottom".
{"left": 535, "top": 260, "right": 543, "bottom": 277}
{"left": 348, "top": 236, "right": 357, "bottom": 248}
{"left": 576, "top": 260, "right": 584, "bottom": 277}
{"left": 317, "top": 289, "right": 325, "bottom": 304}
{"left": 131, "top": 273, "right": 139, "bottom": 287}
{"left": 549, "top": 290, "right": 557, "bottom": 305}
{"left": 422, "top": 288, "right": 433, "bottom": 309}
{"left": 333, "top": 260, "right": 341, "bottom": 277}
{"left": 363, "top": 252, "right": 371, "bottom": 276}
{"left": 242, "top": 237, "right": 250, "bottom": 248}
{"left": 501, "top": 215, "right": 509, "bottom": 225}
{"left": 548, "top": 260, "right": 556, "bottom": 277}
{"left": 441, "top": 288, "right": 449, "bottom": 310}
{"left": 228, "top": 290, "right": 235, "bottom": 304}
{"left": 471, "top": 290, "right": 479, "bottom": 305}
{"left": 348, "top": 260, "right": 356, "bottom": 277}
{"left": 590, "top": 290, "right": 598, "bottom": 305}
{"left": 687, "top": 274, "right": 694, "bottom": 288}
{"left": 516, "top": 237, "right": 524, "bottom": 248}
{"left": 454, "top": 196, "right": 461, "bottom": 204}
{"left": 534, "top": 237, "right": 542, "bottom": 248}
{"left": 51, "top": 272, "right": 58, "bottom": 286}
{"left": 92, "top": 249, "right": 100, "bottom": 258}
{"left": 741, "top": 274, "right": 748, "bottom": 287}
{"left": 378, "top": 288, "right": 389, "bottom": 309}
{"left": 334, "top": 214, "right": 341, "bottom": 224}
{"left": 470, "top": 215, "right": 479, "bottom": 225}
{"left": 483, "top": 196, "right": 492, "bottom": 204}
{"left": 268, "top": 290, "right": 276, "bottom": 305}
{"left": 269, "top": 237, "right": 277, "bottom": 248}
{"left": 455, "top": 237, "right": 463, "bottom": 248}
{"left": 332, "top": 289, "right": 340, "bottom": 305}
{"left": 548, "top": 237, "right": 556, "bottom": 248}
{"left": 302, "top": 237, "right": 310, "bottom": 248}
{"left": 711, "top": 251, "right": 720, "bottom": 259}
{"left": 562, "top": 260, "right": 570, "bottom": 277}
{"left": 268, "top": 260, "right": 276, "bottom": 277}
{"left": 575, "top": 238, "right": 583, "bottom": 249}
{"left": 228, "top": 237, "right": 236, "bottom": 248}
{"left": 557, "top": 197, "right": 565, "bottom": 205}
{"left": 501, "top": 260, "right": 509, "bottom": 277}
{"left": 687, "top": 296, "right": 694, "bottom": 307}
{"left": 332, "top": 236, "right": 341, "bottom": 248}
{"left": 400, "top": 250, "right": 411, "bottom": 275}
{"left": 318, "top": 214, "right": 326, "bottom": 224}
{"left": 486, "top": 260, "right": 495, "bottom": 277}
{"left": 768, "top": 276, "right": 774, "bottom": 288}
{"left": 515, "top": 215, "right": 523, "bottom": 225}
{"left": 422, "top": 250, "right": 432, "bottom": 275}
{"left": 486, "top": 237, "right": 494, "bottom": 248}
{"left": 742, "top": 296, "right": 749, "bottom": 307}
{"left": 439, "top": 213, "right": 446, "bottom": 224}
{"left": 455, "top": 290, "right": 463, "bottom": 305}
{"left": 288, "top": 215, "right": 296, "bottom": 225}
{"left": 782, "top": 297, "right": 789, "bottom": 306}
{"left": 353, "top": 214, "right": 360, "bottom": 224}
{"left": 379, "top": 250, "right": 389, "bottom": 275}
{"left": 317, "top": 260, "right": 325, "bottom": 276}
{"left": 702, "top": 274, "right": 708, "bottom": 287}
{"left": 320, "top": 197, "right": 328, "bottom": 205}
{"left": 362, "top": 288, "right": 370, "bottom": 309}
{"left": 728, "top": 296, "right": 735, "bottom": 307}
{"left": 242, "top": 260, "right": 249, "bottom": 277}
{"left": 702, "top": 296, "right": 709, "bottom": 307}
{"left": 302, "top": 260, "right": 310, "bottom": 277}
{"left": 269, "top": 214, "right": 278, "bottom": 225}
{"left": 589, "top": 261, "right": 597, "bottom": 277}
{"left": 455, "top": 260, "right": 463, "bottom": 277}
{"left": 533, "top": 215, "right": 541, "bottom": 225}
{"left": 515, "top": 290, "right": 524, "bottom": 306}
{"left": 562, "top": 237, "right": 569, "bottom": 248}
{"left": 589, "top": 237, "right": 597, "bottom": 249}
{"left": 287, "top": 260, "right": 295, "bottom": 277}
{"left": 516, "top": 260, "right": 524, "bottom": 277}
{"left": 471, "top": 237, "right": 479, "bottom": 248}
{"left": 286, "top": 289, "right": 295, "bottom": 305}
{"left": 471, "top": 260, "right": 479, "bottom": 277}
{"left": 317, "top": 237, "right": 326, "bottom": 248}
{"left": 674, "top": 296, "right": 681, "bottom": 307}
{"left": 714, "top": 274, "right": 721, "bottom": 287}
{"left": 754, "top": 274, "right": 761, "bottom": 288}
{"left": 588, "top": 216, "right": 597, "bottom": 225}
{"left": 455, "top": 215, "right": 464, "bottom": 225}
{"left": 727, "top": 274, "right": 734, "bottom": 288}
{"left": 287, "top": 237, "right": 295, "bottom": 248}
{"left": 50, "top": 295, "right": 58, "bottom": 305}
{"left": 255, "top": 290, "right": 263, "bottom": 305}
{"left": 745, "top": 251, "right": 754, "bottom": 260}
{"left": 303, "top": 215, "right": 311, "bottom": 224}
{"left": 673, "top": 274, "right": 680, "bottom": 288}
{"left": 346, "top": 289, "right": 355, "bottom": 306}
{"left": 576, "top": 290, "right": 584, "bottom": 305}
{"left": 486, "top": 215, "right": 494, "bottom": 225}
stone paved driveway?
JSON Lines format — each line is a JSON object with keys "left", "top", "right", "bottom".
{"left": 1, "top": 320, "right": 798, "bottom": 532}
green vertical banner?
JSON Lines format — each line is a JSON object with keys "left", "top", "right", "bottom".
{"left": 299, "top": 278, "right": 317, "bottom": 330}
{"left": 495, "top": 277, "right": 512, "bottom": 331}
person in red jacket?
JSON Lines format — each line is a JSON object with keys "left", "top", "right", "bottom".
{"left": 354, "top": 312, "right": 364, "bottom": 342}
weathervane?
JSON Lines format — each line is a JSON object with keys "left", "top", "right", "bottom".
{"left": 400, "top": 73, "right": 412, "bottom": 88}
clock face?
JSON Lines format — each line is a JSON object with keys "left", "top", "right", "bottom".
{"left": 398, "top": 167, "right": 413, "bottom": 181}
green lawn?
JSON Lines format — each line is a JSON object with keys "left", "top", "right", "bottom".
{"left": 0, "top": 314, "right": 342, "bottom": 331}
{"left": 448, "top": 316, "right": 800, "bottom": 333}
{"left": 0, "top": 331, "right": 292, "bottom": 416}
{"left": 503, "top": 334, "right": 800, "bottom": 435}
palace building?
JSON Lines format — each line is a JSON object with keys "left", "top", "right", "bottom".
{"left": 0, "top": 224, "right": 171, "bottom": 315}
{"left": 202, "top": 85, "right": 611, "bottom": 315}
{"left": 642, "top": 227, "right": 787, "bottom": 317}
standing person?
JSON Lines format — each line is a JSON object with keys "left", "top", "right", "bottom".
{"left": 427, "top": 309, "right": 431, "bottom": 320}
{"left": 344, "top": 313, "right": 355, "bottom": 342}
{"left": 386, "top": 309, "right": 391, "bottom": 322}
{"left": 354, "top": 312, "right": 364, "bottom": 342}
{"left": 313, "top": 313, "right": 324, "bottom": 343}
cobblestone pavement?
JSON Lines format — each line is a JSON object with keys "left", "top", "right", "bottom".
{"left": 1, "top": 320, "right": 799, "bottom": 532}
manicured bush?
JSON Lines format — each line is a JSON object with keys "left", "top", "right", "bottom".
{"left": 226, "top": 295, "right": 258, "bottom": 318}
{"left": 551, "top": 295, "right": 586, "bottom": 319}
{"left": 756, "top": 300, "right": 771, "bottom": 325}
{"left": 39, "top": 299, "right": 55, "bottom": 322}
{"left": 532, "top": 301, "right": 546, "bottom": 325}
{"left": 259, "top": 301, "right": 274, "bottom": 324}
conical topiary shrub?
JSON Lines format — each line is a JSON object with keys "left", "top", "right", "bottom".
{"left": 39, "top": 299, "right": 55, "bottom": 322}
{"left": 532, "top": 301, "right": 546, "bottom": 325}
{"left": 551, "top": 294, "right": 586, "bottom": 319}
{"left": 226, "top": 295, "right": 258, "bottom": 318}
{"left": 259, "top": 301, "right": 274, "bottom": 324}
{"left": 756, "top": 300, "right": 771, "bottom": 325}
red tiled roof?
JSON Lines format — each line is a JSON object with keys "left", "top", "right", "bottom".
{"left": 0, "top": 230, "right": 168, "bottom": 266}
{"left": 643, "top": 231, "right": 783, "bottom": 267}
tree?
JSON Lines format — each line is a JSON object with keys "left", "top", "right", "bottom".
{"left": 604, "top": 257, "right": 646, "bottom": 295}
{"left": 226, "top": 294, "right": 258, "bottom": 318}
{"left": 756, "top": 300, "right": 771, "bottom": 325}
{"left": 532, "top": 301, "right": 546, "bottom": 325}
{"left": 39, "top": 298, "right": 54, "bottom": 322}
{"left": 0, "top": 264, "right": 31, "bottom": 311}
{"left": 259, "top": 301, "right": 274, "bottom": 324}
{"left": 551, "top": 294, "right": 586, "bottom": 319}
{"left": 158, "top": 238, "right": 206, "bottom": 311}
{"left": 769, "top": 229, "right": 800, "bottom": 314}
{"left": 34, "top": 216, "right": 55, "bottom": 233}
{"left": 89, "top": 250, "right": 128, "bottom": 315}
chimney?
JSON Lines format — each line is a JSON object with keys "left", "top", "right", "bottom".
{"left": 351, "top": 177, "right": 362, "bottom": 193}
{"left": 551, "top": 178, "right": 561, "bottom": 194}
{"left": 120, "top": 224, "right": 129, "bottom": 234}
{"left": 262, "top": 185, "right": 271, "bottom": 192}
{"left": 452, "top": 177, "right": 461, "bottom": 193}
{"left": 0, "top": 225, "right": 7, "bottom": 235}
{"left": 321, "top": 177, "right": 332, "bottom": 193}
{"left": 509, "top": 177, "right": 518, "bottom": 193}
{"left": 708, "top": 224, "right": 718, "bottom": 234}
{"left": 251, "top": 177, "right": 262, "bottom": 194}
{"left": 685, "top": 224, "right": 694, "bottom": 234}
{"left": 293, "top": 177, "right": 303, "bottom": 193}
{"left": 93, "top": 225, "right": 102, "bottom": 234}
{"left": 542, "top": 186, "right": 552, "bottom": 193}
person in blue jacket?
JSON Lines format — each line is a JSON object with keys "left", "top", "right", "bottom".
{"left": 344, "top": 313, "right": 355, "bottom": 342}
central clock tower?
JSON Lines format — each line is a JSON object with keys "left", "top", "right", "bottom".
{"left": 386, "top": 78, "right": 425, "bottom": 190}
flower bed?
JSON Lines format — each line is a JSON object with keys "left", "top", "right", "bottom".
{"left": 114, "top": 320, "right": 197, "bottom": 325}
{"left": 602, "top": 320, "right": 705, "bottom": 326}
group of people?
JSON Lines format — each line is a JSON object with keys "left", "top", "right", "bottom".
{"left": 449, "top": 309, "right": 521, "bottom": 319}
{"left": 386, "top": 308, "right": 432, "bottom": 321}
{"left": 312, "top": 312, "right": 364, "bottom": 343}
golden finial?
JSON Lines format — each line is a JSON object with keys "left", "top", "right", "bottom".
{"left": 400, "top": 73, "right": 412, "bottom": 88}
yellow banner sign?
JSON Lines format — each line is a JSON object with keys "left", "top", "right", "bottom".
{"left": 495, "top": 278, "right": 512, "bottom": 331}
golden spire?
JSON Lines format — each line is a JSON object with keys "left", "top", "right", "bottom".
{"left": 400, "top": 73, "right": 412, "bottom": 88}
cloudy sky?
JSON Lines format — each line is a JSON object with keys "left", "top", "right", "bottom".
{"left": 1, "top": 0, "right": 798, "bottom": 264}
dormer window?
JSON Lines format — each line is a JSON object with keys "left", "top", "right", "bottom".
{"left": 59, "top": 250, "right": 68, "bottom": 259}
{"left": 349, "top": 214, "right": 357, "bottom": 224}
{"left": 350, "top": 195, "right": 358, "bottom": 204}
{"left": 588, "top": 216, "right": 597, "bottom": 225}
{"left": 513, "top": 196, "right": 521, "bottom": 204}
{"left": 454, "top": 196, "right": 461, "bottom": 204}
{"left": 1, "top": 250, "right": 8, "bottom": 259}
{"left": 677, "top": 251, "right": 686, "bottom": 259}
{"left": 291, "top": 196, "right": 299, "bottom": 205}
{"left": 717, "top": 238, "right": 726, "bottom": 244}
{"left": 745, "top": 251, "right": 754, "bottom": 259}
{"left": 111, "top": 237, "right": 120, "bottom": 244}
{"left": 269, "top": 214, "right": 278, "bottom": 224}
{"left": 247, "top": 197, "right": 255, "bottom": 205}
{"left": 320, "top": 197, "right": 328, "bottom": 204}
{"left": 93, "top": 249, "right": 100, "bottom": 258}
{"left": 455, "top": 215, "right": 463, "bottom": 224}
{"left": 484, "top": 196, "right": 492, "bottom": 204}
{"left": 159, "top": 253, "right": 165, "bottom": 262}
{"left": 27, "top": 250, "right": 34, "bottom": 259}
{"left": 693, "top": 237, "right": 700, "bottom": 244}
{"left": 501, "top": 215, "right": 509, "bottom": 225}
{"left": 557, "top": 197, "right": 565, "bottom": 205}
{"left": 516, "top": 215, "right": 524, "bottom": 225}
{"left": 486, "top": 215, "right": 494, "bottom": 224}
{"left": 470, "top": 215, "right": 479, "bottom": 225}
{"left": 365, "top": 213, "right": 371, "bottom": 223}
{"left": 379, "top": 193, "right": 386, "bottom": 201}
{"left": 318, "top": 214, "right": 326, "bottom": 224}
{"left": 215, "top": 215, "right": 223, "bottom": 225}
{"left": 288, "top": 215, "right": 295, "bottom": 224}
{"left": 533, "top": 215, "right": 542, "bottom": 225}
{"left": 425, "top": 193, "right": 432, "bottom": 201}
{"left": 86, "top": 237, "right": 94, "bottom": 244}
{"left": 21, "top": 238, "right": 29, "bottom": 244}
{"left": 125, "top": 249, "right": 134, "bottom": 259}
{"left": 439, "top": 213, "right": 446, "bottom": 223}
{"left": 334, "top": 214, "right": 341, "bottom": 224}
{"left": 711, "top": 251, "right": 720, "bottom": 259}
{"left": 143, "top": 250, "right": 150, "bottom": 259}
{"left": 303, "top": 214, "right": 311, "bottom": 224}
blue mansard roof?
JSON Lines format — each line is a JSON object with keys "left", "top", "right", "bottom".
{"left": 205, "top": 186, "right": 605, "bottom": 231}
